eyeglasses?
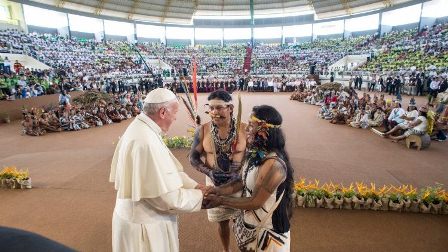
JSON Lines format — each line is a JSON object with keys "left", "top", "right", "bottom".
{"left": 206, "top": 105, "right": 229, "bottom": 111}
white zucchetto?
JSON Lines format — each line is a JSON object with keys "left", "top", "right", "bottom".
{"left": 144, "top": 88, "right": 177, "bottom": 104}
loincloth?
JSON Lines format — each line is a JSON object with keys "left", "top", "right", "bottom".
{"left": 205, "top": 176, "right": 241, "bottom": 222}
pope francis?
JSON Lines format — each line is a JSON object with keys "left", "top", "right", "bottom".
{"left": 110, "top": 88, "right": 204, "bottom": 252}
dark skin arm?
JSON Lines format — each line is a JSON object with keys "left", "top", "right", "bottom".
{"left": 189, "top": 126, "right": 242, "bottom": 185}
{"left": 205, "top": 159, "right": 286, "bottom": 210}
{"left": 205, "top": 179, "right": 244, "bottom": 197}
{"left": 189, "top": 126, "right": 211, "bottom": 175}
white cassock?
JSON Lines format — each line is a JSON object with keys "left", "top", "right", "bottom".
{"left": 110, "top": 113, "right": 203, "bottom": 252}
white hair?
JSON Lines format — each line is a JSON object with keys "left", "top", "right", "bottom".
{"left": 143, "top": 99, "right": 176, "bottom": 116}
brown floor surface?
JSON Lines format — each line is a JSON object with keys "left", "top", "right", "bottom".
{"left": 0, "top": 92, "right": 447, "bottom": 252}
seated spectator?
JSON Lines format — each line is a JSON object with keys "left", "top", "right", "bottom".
{"left": 377, "top": 106, "right": 429, "bottom": 142}
{"left": 384, "top": 101, "right": 405, "bottom": 131}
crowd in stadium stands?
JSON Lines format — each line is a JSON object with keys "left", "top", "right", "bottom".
{"left": 0, "top": 20, "right": 448, "bottom": 101}
{"left": 253, "top": 35, "right": 374, "bottom": 75}
{"left": 21, "top": 91, "right": 144, "bottom": 136}
{"left": 137, "top": 44, "right": 246, "bottom": 76}
{"left": 290, "top": 82, "right": 448, "bottom": 141}
{"left": 359, "top": 22, "right": 448, "bottom": 73}
{"left": 0, "top": 29, "right": 152, "bottom": 100}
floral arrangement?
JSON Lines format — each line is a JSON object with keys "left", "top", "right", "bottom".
{"left": 163, "top": 136, "right": 193, "bottom": 149}
{"left": 294, "top": 178, "right": 447, "bottom": 215}
{"left": 0, "top": 166, "right": 32, "bottom": 189}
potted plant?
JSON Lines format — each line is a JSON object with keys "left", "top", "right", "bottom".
{"left": 294, "top": 179, "right": 307, "bottom": 207}
{"left": 296, "top": 188, "right": 306, "bottom": 208}
{"left": 403, "top": 186, "right": 419, "bottom": 213}
{"left": 352, "top": 182, "right": 367, "bottom": 210}
{"left": 388, "top": 192, "right": 404, "bottom": 212}
{"left": 0, "top": 167, "right": 15, "bottom": 189}
{"left": 378, "top": 185, "right": 390, "bottom": 211}
{"left": 333, "top": 190, "right": 344, "bottom": 209}
{"left": 342, "top": 184, "right": 355, "bottom": 210}
{"left": 420, "top": 184, "right": 444, "bottom": 214}
{"left": 0, "top": 172, "right": 6, "bottom": 188}
{"left": 305, "top": 189, "right": 317, "bottom": 208}
{"left": 442, "top": 191, "right": 448, "bottom": 215}
{"left": 322, "top": 184, "right": 335, "bottom": 209}
{"left": 419, "top": 187, "right": 434, "bottom": 214}
{"left": 303, "top": 179, "right": 320, "bottom": 208}
{"left": 314, "top": 189, "right": 325, "bottom": 208}
{"left": 365, "top": 183, "right": 381, "bottom": 210}
{"left": 16, "top": 169, "right": 32, "bottom": 189}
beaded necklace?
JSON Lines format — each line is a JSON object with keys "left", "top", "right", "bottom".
{"left": 211, "top": 118, "right": 237, "bottom": 172}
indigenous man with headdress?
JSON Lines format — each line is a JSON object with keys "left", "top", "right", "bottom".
{"left": 189, "top": 89, "right": 247, "bottom": 252}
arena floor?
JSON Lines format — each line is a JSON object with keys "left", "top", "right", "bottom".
{"left": 0, "top": 92, "right": 447, "bottom": 252}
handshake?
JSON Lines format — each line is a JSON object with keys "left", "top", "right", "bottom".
{"left": 195, "top": 184, "right": 223, "bottom": 209}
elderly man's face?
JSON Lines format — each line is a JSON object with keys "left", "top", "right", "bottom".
{"left": 159, "top": 101, "right": 179, "bottom": 133}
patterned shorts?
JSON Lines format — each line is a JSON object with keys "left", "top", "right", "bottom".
{"left": 205, "top": 176, "right": 240, "bottom": 222}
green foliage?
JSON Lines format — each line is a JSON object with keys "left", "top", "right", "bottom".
{"left": 163, "top": 136, "right": 193, "bottom": 149}
{"left": 389, "top": 193, "right": 403, "bottom": 203}
{"left": 365, "top": 191, "right": 380, "bottom": 201}
{"left": 306, "top": 189, "right": 325, "bottom": 200}
{"left": 296, "top": 189, "right": 306, "bottom": 197}
{"left": 333, "top": 191, "right": 343, "bottom": 200}
{"left": 343, "top": 189, "right": 356, "bottom": 199}
{"left": 419, "top": 183, "right": 444, "bottom": 206}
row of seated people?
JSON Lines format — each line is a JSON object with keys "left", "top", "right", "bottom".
{"left": 0, "top": 65, "right": 153, "bottom": 100}
{"left": 21, "top": 92, "right": 143, "bottom": 136}
{"left": 291, "top": 87, "right": 448, "bottom": 142}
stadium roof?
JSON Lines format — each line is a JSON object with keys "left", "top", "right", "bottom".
{"left": 22, "top": 0, "right": 414, "bottom": 24}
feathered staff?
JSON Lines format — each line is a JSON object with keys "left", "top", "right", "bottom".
{"left": 232, "top": 93, "right": 242, "bottom": 151}
{"left": 180, "top": 78, "right": 201, "bottom": 126}
{"left": 192, "top": 58, "right": 198, "bottom": 110}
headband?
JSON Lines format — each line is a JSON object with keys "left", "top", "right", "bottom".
{"left": 206, "top": 99, "right": 232, "bottom": 107}
{"left": 250, "top": 115, "right": 281, "bottom": 128}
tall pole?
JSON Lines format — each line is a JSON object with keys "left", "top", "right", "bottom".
{"left": 378, "top": 12, "right": 382, "bottom": 37}
{"left": 66, "top": 13, "right": 71, "bottom": 39}
{"left": 417, "top": 0, "right": 424, "bottom": 33}
{"left": 130, "top": 44, "right": 153, "bottom": 76}
{"left": 250, "top": 0, "right": 254, "bottom": 47}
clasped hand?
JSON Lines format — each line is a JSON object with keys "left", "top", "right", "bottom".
{"left": 208, "top": 170, "right": 239, "bottom": 186}
{"left": 199, "top": 186, "right": 223, "bottom": 209}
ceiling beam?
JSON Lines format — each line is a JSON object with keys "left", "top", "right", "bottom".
{"left": 94, "top": 0, "right": 108, "bottom": 15}
{"left": 192, "top": 0, "right": 198, "bottom": 15}
{"left": 383, "top": 0, "right": 393, "bottom": 7}
{"left": 161, "top": 0, "right": 172, "bottom": 23}
{"left": 128, "top": 0, "right": 140, "bottom": 20}
{"left": 221, "top": 0, "right": 224, "bottom": 15}
{"left": 56, "top": 0, "right": 66, "bottom": 8}
{"left": 339, "top": 0, "right": 352, "bottom": 15}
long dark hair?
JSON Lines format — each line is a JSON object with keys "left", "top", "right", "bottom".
{"left": 247, "top": 105, "right": 294, "bottom": 233}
